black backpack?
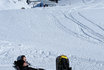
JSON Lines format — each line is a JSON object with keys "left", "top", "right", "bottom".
{"left": 56, "top": 55, "right": 72, "bottom": 70}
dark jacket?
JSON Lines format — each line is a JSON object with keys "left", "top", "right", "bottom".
{"left": 14, "top": 60, "right": 37, "bottom": 70}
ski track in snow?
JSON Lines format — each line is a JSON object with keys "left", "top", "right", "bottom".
{"left": 70, "top": 12, "right": 104, "bottom": 42}
{"left": 70, "top": 14, "right": 104, "bottom": 43}
{"left": 70, "top": 13, "right": 104, "bottom": 43}
{"left": 51, "top": 13, "right": 97, "bottom": 44}
{"left": 78, "top": 12, "right": 104, "bottom": 32}
{"left": 51, "top": 9, "right": 104, "bottom": 44}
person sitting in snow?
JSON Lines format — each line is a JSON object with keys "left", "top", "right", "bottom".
{"left": 14, "top": 55, "right": 44, "bottom": 70}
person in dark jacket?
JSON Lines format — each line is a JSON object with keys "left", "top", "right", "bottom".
{"left": 21, "top": 55, "right": 31, "bottom": 66}
{"left": 14, "top": 55, "right": 37, "bottom": 70}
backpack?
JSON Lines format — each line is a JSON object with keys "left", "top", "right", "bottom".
{"left": 56, "top": 55, "right": 72, "bottom": 70}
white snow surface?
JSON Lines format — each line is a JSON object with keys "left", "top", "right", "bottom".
{"left": 0, "top": 0, "right": 30, "bottom": 10}
{"left": 0, "top": 0, "right": 104, "bottom": 70}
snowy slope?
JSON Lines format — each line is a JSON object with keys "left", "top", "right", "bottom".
{"left": 0, "top": 5, "right": 104, "bottom": 70}
{"left": 0, "top": 0, "right": 30, "bottom": 10}
{"left": 58, "top": 0, "right": 104, "bottom": 6}
{"left": 0, "top": 0, "right": 104, "bottom": 70}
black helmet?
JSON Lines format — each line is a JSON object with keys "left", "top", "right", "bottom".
{"left": 17, "top": 55, "right": 26, "bottom": 61}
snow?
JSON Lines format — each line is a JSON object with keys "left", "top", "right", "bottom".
{"left": 0, "top": 0, "right": 30, "bottom": 10}
{"left": 0, "top": 0, "right": 104, "bottom": 70}
{"left": 57, "top": 0, "right": 104, "bottom": 6}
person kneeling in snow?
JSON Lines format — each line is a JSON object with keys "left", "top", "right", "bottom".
{"left": 14, "top": 55, "right": 44, "bottom": 70}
